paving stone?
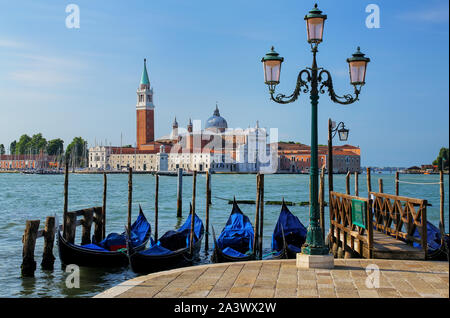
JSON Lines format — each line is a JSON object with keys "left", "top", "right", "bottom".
{"left": 95, "top": 259, "right": 449, "bottom": 299}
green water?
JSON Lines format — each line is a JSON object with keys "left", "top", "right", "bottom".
{"left": 0, "top": 172, "right": 447, "bottom": 297}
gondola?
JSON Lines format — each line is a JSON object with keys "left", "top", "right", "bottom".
{"left": 413, "top": 221, "right": 449, "bottom": 260}
{"left": 127, "top": 211, "right": 204, "bottom": 274}
{"left": 58, "top": 207, "right": 151, "bottom": 267}
{"left": 211, "top": 199, "right": 255, "bottom": 263}
{"left": 271, "top": 200, "right": 308, "bottom": 259}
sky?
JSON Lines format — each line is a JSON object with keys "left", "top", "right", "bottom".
{"left": 0, "top": 0, "right": 448, "bottom": 167}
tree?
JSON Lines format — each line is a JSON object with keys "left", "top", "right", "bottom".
{"left": 15, "top": 134, "right": 32, "bottom": 154}
{"left": 0, "top": 144, "right": 5, "bottom": 155}
{"left": 29, "top": 133, "right": 47, "bottom": 154}
{"left": 433, "top": 147, "right": 449, "bottom": 170}
{"left": 66, "top": 137, "right": 88, "bottom": 168}
{"left": 10, "top": 140, "right": 16, "bottom": 154}
{"left": 47, "top": 138, "right": 64, "bottom": 156}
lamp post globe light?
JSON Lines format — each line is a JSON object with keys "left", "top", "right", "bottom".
{"left": 261, "top": 4, "right": 370, "bottom": 268}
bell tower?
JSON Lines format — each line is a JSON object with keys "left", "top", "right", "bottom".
{"left": 136, "top": 58, "right": 155, "bottom": 149}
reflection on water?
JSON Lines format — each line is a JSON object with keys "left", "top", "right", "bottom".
{"left": 0, "top": 172, "right": 447, "bottom": 297}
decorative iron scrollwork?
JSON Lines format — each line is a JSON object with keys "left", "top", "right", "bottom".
{"left": 318, "top": 70, "right": 360, "bottom": 105}
{"left": 270, "top": 69, "right": 311, "bottom": 104}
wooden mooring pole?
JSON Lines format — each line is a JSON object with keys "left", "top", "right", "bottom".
{"left": 64, "top": 211, "right": 77, "bottom": 244}
{"left": 192, "top": 170, "right": 197, "bottom": 215}
{"left": 345, "top": 171, "right": 350, "bottom": 195}
{"left": 81, "top": 209, "right": 94, "bottom": 245}
{"left": 21, "top": 220, "right": 40, "bottom": 277}
{"left": 155, "top": 174, "right": 159, "bottom": 241}
{"left": 102, "top": 172, "right": 107, "bottom": 240}
{"left": 205, "top": 171, "right": 210, "bottom": 251}
{"left": 395, "top": 171, "right": 399, "bottom": 196}
{"left": 127, "top": 167, "right": 132, "bottom": 235}
{"left": 354, "top": 172, "right": 359, "bottom": 197}
{"left": 439, "top": 170, "right": 445, "bottom": 236}
{"left": 253, "top": 174, "right": 261, "bottom": 255}
{"left": 41, "top": 216, "right": 56, "bottom": 270}
{"left": 177, "top": 168, "right": 183, "bottom": 218}
{"left": 189, "top": 171, "right": 197, "bottom": 255}
{"left": 189, "top": 202, "right": 194, "bottom": 255}
{"left": 378, "top": 178, "right": 383, "bottom": 193}
{"left": 63, "top": 157, "right": 69, "bottom": 238}
{"left": 258, "top": 174, "right": 264, "bottom": 259}
{"left": 366, "top": 167, "right": 372, "bottom": 193}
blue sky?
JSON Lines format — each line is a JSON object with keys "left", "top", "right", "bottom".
{"left": 0, "top": 0, "right": 448, "bottom": 167}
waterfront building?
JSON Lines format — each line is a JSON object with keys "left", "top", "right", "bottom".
{"left": 0, "top": 154, "right": 60, "bottom": 170}
{"left": 276, "top": 142, "right": 361, "bottom": 173}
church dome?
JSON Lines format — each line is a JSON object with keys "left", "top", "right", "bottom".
{"left": 205, "top": 105, "right": 228, "bottom": 132}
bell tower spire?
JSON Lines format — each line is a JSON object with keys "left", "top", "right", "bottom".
{"left": 136, "top": 58, "right": 155, "bottom": 148}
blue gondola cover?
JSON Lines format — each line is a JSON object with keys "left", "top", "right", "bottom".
{"left": 413, "top": 221, "right": 442, "bottom": 252}
{"left": 272, "top": 203, "right": 307, "bottom": 252}
{"left": 89, "top": 210, "right": 150, "bottom": 251}
{"left": 138, "top": 213, "right": 204, "bottom": 256}
{"left": 217, "top": 204, "right": 254, "bottom": 254}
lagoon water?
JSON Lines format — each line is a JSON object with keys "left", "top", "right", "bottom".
{"left": 0, "top": 172, "right": 447, "bottom": 298}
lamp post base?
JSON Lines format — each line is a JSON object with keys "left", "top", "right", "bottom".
{"left": 296, "top": 253, "right": 334, "bottom": 269}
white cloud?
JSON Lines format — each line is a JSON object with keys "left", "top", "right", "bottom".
{"left": 398, "top": 3, "right": 449, "bottom": 23}
{"left": 0, "top": 38, "right": 27, "bottom": 49}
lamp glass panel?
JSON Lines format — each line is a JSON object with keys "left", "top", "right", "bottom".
{"left": 306, "top": 18, "right": 324, "bottom": 42}
{"left": 339, "top": 130, "right": 349, "bottom": 141}
{"left": 263, "top": 60, "right": 281, "bottom": 84}
{"left": 349, "top": 60, "right": 367, "bottom": 84}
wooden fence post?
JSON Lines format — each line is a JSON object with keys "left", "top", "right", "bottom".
{"left": 345, "top": 171, "right": 350, "bottom": 194}
{"left": 102, "top": 172, "right": 107, "bottom": 240}
{"left": 81, "top": 209, "right": 94, "bottom": 245}
{"left": 205, "top": 171, "right": 210, "bottom": 251}
{"left": 177, "top": 168, "right": 183, "bottom": 218}
{"left": 41, "top": 216, "right": 56, "bottom": 270}
{"left": 155, "top": 174, "right": 159, "bottom": 242}
{"left": 354, "top": 172, "right": 359, "bottom": 197}
{"left": 21, "top": 220, "right": 40, "bottom": 277}
{"left": 259, "top": 174, "right": 265, "bottom": 259}
{"left": 64, "top": 212, "right": 77, "bottom": 244}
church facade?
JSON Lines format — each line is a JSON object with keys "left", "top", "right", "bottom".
{"left": 88, "top": 59, "right": 272, "bottom": 173}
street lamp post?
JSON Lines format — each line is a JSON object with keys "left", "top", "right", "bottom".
{"left": 328, "top": 120, "right": 349, "bottom": 194}
{"left": 261, "top": 4, "right": 370, "bottom": 267}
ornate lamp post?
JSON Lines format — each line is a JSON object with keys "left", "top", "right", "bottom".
{"left": 261, "top": 4, "right": 370, "bottom": 267}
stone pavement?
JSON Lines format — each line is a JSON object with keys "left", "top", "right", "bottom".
{"left": 94, "top": 259, "right": 449, "bottom": 298}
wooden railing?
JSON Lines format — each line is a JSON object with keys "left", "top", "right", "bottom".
{"left": 329, "top": 192, "right": 373, "bottom": 258}
{"left": 369, "top": 192, "right": 428, "bottom": 259}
